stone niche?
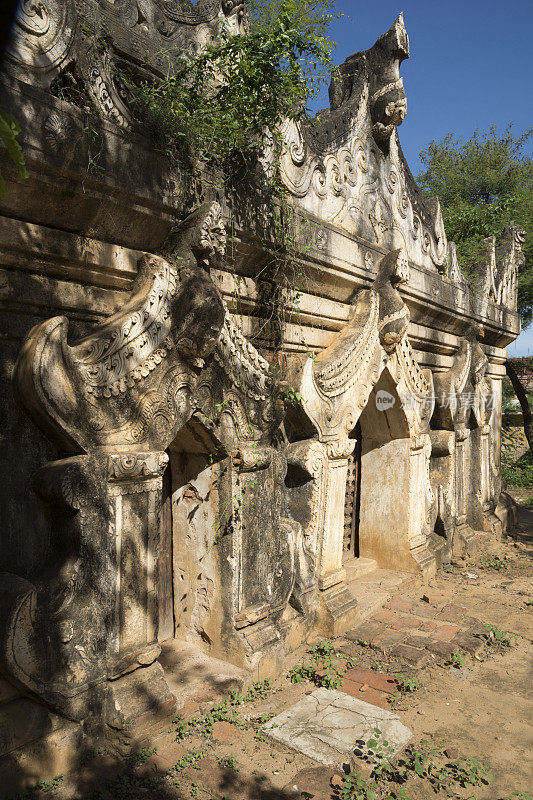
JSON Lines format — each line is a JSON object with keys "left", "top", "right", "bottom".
{"left": 0, "top": 0, "right": 523, "bottom": 790}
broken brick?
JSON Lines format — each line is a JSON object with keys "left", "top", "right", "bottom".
{"left": 436, "top": 604, "right": 467, "bottom": 623}
{"left": 344, "top": 666, "right": 398, "bottom": 694}
{"left": 451, "top": 632, "right": 485, "bottom": 656}
{"left": 434, "top": 624, "right": 461, "bottom": 642}
{"left": 345, "top": 620, "right": 387, "bottom": 644}
{"left": 211, "top": 721, "right": 240, "bottom": 743}
{"left": 390, "top": 615, "right": 421, "bottom": 630}
{"left": 415, "top": 619, "right": 437, "bottom": 632}
{"left": 425, "top": 639, "right": 457, "bottom": 658}
{"left": 341, "top": 680, "right": 392, "bottom": 709}
{"left": 374, "top": 609, "right": 399, "bottom": 625}
{"left": 390, "top": 643, "right": 429, "bottom": 668}
{"left": 422, "top": 591, "right": 450, "bottom": 605}
{"left": 409, "top": 603, "right": 438, "bottom": 619}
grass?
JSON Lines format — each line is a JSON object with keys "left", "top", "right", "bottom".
{"left": 502, "top": 450, "right": 533, "bottom": 488}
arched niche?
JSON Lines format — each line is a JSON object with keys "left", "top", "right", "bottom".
{"left": 356, "top": 370, "right": 415, "bottom": 569}
{"left": 159, "top": 415, "right": 227, "bottom": 646}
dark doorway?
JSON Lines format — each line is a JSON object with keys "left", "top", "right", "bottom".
{"left": 158, "top": 457, "right": 174, "bottom": 640}
{"left": 343, "top": 420, "right": 362, "bottom": 561}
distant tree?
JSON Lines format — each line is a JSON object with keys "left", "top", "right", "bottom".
{"left": 417, "top": 126, "right": 533, "bottom": 457}
{"left": 417, "top": 125, "right": 533, "bottom": 327}
{"left": 506, "top": 356, "right": 533, "bottom": 456}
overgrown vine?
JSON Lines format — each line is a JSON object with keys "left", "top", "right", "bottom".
{"left": 125, "top": 0, "right": 341, "bottom": 361}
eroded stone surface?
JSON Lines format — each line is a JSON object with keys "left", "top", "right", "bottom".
{"left": 0, "top": 0, "right": 521, "bottom": 786}
{"left": 263, "top": 688, "right": 411, "bottom": 766}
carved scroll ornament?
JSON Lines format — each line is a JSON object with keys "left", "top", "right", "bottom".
{"left": 14, "top": 202, "right": 281, "bottom": 454}
{"left": 299, "top": 248, "right": 433, "bottom": 442}
{"left": 279, "top": 15, "right": 447, "bottom": 272}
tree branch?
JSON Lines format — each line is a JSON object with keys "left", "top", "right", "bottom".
{"left": 505, "top": 359, "right": 533, "bottom": 456}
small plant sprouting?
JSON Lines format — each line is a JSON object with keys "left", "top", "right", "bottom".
{"left": 131, "top": 746, "right": 157, "bottom": 766}
{"left": 340, "top": 771, "right": 380, "bottom": 800}
{"left": 447, "top": 648, "right": 466, "bottom": 668}
{"left": 282, "top": 385, "right": 302, "bottom": 406}
{"left": 394, "top": 674, "right": 424, "bottom": 693}
{"left": 447, "top": 755, "right": 493, "bottom": 788}
{"left": 484, "top": 623, "right": 514, "bottom": 647}
{"left": 289, "top": 639, "right": 353, "bottom": 689}
{"left": 172, "top": 678, "right": 272, "bottom": 740}
{"left": 339, "top": 734, "right": 495, "bottom": 799}
{"left": 217, "top": 754, "right": 239, "bottom": 771}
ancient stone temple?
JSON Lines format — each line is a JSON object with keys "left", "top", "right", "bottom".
{"left": 0, "top": 0, "right": 524, "bottom": 787}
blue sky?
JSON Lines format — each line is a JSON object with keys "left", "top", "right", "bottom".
{"left": 309, "top": 0, "right": 532, "bottom": 354}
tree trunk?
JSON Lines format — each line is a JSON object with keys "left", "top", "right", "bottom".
{"left": 505, "top": 359, "right": 533, "bottom": 456}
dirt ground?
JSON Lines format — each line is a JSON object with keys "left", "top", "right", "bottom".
{"left": 8, "top": 505, "right": 532, "bottom": 800}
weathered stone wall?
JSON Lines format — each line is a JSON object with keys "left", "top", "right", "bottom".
{"left": 0, "top": 1, "right": 523, "bottom": 791}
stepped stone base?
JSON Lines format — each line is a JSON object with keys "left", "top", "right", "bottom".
{"left": 105, "top": 662, "right": 177, "bottom": 756}
{"left": 317, "top": 585, "right": 360, "bottom": 637}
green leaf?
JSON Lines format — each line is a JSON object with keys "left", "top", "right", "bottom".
{"left": 0, "top": 110, "right": 28, "bottom": 179}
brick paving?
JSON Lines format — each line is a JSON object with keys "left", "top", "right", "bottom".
{"left": 340, "top": 665, "right": 399, "bottom": 709}
{"left": 346, "top": 591, "right": 485, "bottom": 666}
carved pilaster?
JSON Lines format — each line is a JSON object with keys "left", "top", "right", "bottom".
{"left": 106, "top": 451, "right": 168, "bottom": 677}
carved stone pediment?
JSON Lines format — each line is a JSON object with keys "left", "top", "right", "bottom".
{"left": 14, "top": 202, "right": 282, "bottom": 454}
{"left": 471, "top": 222, "right": 525, "bottom": 315}
{"left": 279, "top": 15, "right": 447, "bottom": 273}
{"left": 298, "top": 248, "right": 433, "bottom": 441}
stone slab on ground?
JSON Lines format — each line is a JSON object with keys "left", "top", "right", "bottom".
{"left": 262, "top": 688, "right": 411, "bottom": 767}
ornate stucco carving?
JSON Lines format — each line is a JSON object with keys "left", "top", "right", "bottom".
{"left": 472, "top": 223, "right": 526, "bottom": 316}
{"left": 285, "top": 440, "right": 328, "bottom": 564}
{"left": 106, "top": 0, "right": 245, "bottom": 39}
{"left": 298, "top": 248, "right": 433, "bottom": 441}
{"left": 14, "top": 204, "right": 226, "bottom": 453}
{"left": 4, "top": 0, "right": 77, "bottom": 82}
{"left": 0, "top": 456, "right": 111, "bottom": 720}
{"left": 494, "top": 223, "right": 525, "bottom": 309}
{"left": 279, "top": 15, "right": 447, "bottom": 272}
{"left": 375, "top": 247, "right": 410, "bottom": 351}
{"left": 14, "top": 202, "right": 282, "bottom": 454}
{"left": 8, "top": 200, "right": 307, "bottom": 720}
{"left": 328, "top": 12, "right": 409, "bottom": 145}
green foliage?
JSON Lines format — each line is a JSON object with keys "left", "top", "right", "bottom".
{"left": 365, "top": 728, "right": 396, "bottom": 781}
{"left": 340, "top": 733, "right": 494, "bottom": 799}
{"left": 446, "top": 648, "right": 466, "bottom": 668}
{"left": 478, "top": 554, "right": 513, "bottom": 571}
{"left": 341, "top": 772, "right": 380, "bottom": 800}
{"left": 447, "top": 756, "right": 493, "bottom": 788}
{"left": 177, "top": 698, "right": 242, "bottom": 738}
{"left": 0, "top": 110, "right": 29, "bottom": 197}
{"left": 289, "top": 639, "right": 353, "bottom": 689}
{"left": 217, "top": 754, "right": 239, "bottom": 771}
{"left": 131, "top": 746, "right": 157, "bottom": 766}
{"left": 393, "top": 674, "right": 423, "bottom": 693}
{"left": 417, "top": 126, "right": 533, "bottom": 326}
{"left": 484, "top": 623, "right": 513, "bottom": 647}
{"left": 502, "top": 450, "right": 533, "bottom": 488}
{"left": 132, "top": 0, "right": 338, "bottom": 168}
{"left": 505, "top": 794, "right": 533, "bottom": 800}
{"left": 282, "top": 385, "right": 303, "bottom": 406}
{"left": 173, "top": 678, "right": 272, "bottom": 739}
{"left": 5, "top": 775, "right": 64, "bottom": 799}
